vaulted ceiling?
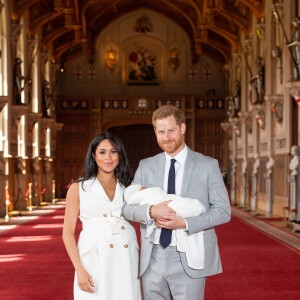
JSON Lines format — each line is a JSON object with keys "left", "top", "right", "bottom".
{"left": 13, "top": 0, "right": 264, "bottom": 65}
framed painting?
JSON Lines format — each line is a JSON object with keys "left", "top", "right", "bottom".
{"left": 127, "top": 47, "right": 159, "bottom": 85}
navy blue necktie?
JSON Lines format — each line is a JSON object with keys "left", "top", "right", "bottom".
{"left": 159, "top": 158, "right": 176, "bottom": 248}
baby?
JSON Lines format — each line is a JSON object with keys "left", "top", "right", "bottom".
{"left": 124, "top": 184, "right": 206, "bottom": 270}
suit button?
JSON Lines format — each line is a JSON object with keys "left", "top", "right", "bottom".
{"left": 103, "top": 214, "right": 107, "bottom": 217}
{"left": 124, "top": 244, "right": 128, "bottom": 248}
{"left": 121, "top": 226, "right": 125, "bottom": 230}
{"left": 110, "top": 244, "right": 114, "bottom": 248}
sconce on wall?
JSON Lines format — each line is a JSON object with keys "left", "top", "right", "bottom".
{"left": 168, "top": 47, "right": 180, "bottom": 72}
{"left": 105, "top": 47, "right": 118, "bottom": 73}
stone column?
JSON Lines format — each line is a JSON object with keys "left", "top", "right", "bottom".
{"left": 287, "top": 146, "right": 300, "bottom": 231}
{"left": 31, "top": 157, "right": 42, "bottom": 207}
{"left": 240, "top": 156, "right": 247, "bottom": 208}
{"left": 229, "top": 118, "right": 239, "bottom": 205}
{"left": 289, "top": 175, "right": 297, "bottom": 221}
{"left": 44, "top": 159, "right": 54, "bottom": 203}
{"left": 14, "top": 157, "right": 26, "bottom": 213}
{"left": 251, "top": 154, "right": 260, "bottom": 212}
{"left": 0, "top": 152, "right": 6, "bottom": 217}
{"left": 265, "top": 152, "right": 275, "bottom": 214}
{"left": 287, "top": 82, "right": 300, "bottom": 144}
{"left": 238, "top": 111, "right": 252, "bottom": 209}
{"left": 230, "top": 159, "right": 237, "bottom": 205}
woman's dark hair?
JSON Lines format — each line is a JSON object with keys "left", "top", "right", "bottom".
{"left": 77, "top": 132, "right": 132, "bottom": 188}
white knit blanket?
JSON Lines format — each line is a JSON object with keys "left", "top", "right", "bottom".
{"left": 124, "top": 185, "right": 206, "bottom": 270}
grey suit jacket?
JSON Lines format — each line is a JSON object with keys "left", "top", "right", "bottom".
{"left": 123, "top": 147, "right": 231, "bottom": 278}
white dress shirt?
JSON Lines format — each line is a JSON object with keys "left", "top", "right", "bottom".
{"left": 151, "top": 145, "right": 188, "bottom": 245}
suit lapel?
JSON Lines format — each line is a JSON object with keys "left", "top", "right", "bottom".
{"left": 154, "top": 153, "right": 165, "bottom": 190}
{"left": 181, "top": 147, "right": 196, "bottom": 196}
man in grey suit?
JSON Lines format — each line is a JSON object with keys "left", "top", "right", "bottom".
{"left": 123, "top": 105, "right": 231, "bottom": 300}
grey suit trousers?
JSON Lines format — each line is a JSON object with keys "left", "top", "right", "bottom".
{"left": 142, "top": 245, "right": 206, "bottom": 300}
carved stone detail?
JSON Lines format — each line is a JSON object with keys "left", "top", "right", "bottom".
{"left": 40, "top": 50, "right": 48, "bottom": 64}
{"left": 27, "top": 112, "right": 43, "bottom": 132}
{"left": 271, "top": 1, "right": 283, "bottom": 21}
{"left": 41, "top": 117, "right": 54, "bottom": 132}
{"left": 11, "top": 105, "right": 28, "bottom": 128}
{"left": 229, "top": 117, "right": 241, "bottom": 136}
{"left": 220, "top": 122, "right": 231, "bottom": 132}
{"left": 12, "top": 22, "right": 22, "bottom": 44}
{"left": 242, "top": 39, "right": 253, "bottom": 56}
{"left": 0, "top": 96, "right": 8, "bottom": 112}
{"left": 27, "top": 38, "right": 37, "bottom": 61}
{"left": 64, "top": 8, "right": 75, "bottom": 28}
{"left": 255, "top": 19, "right": 265, "bottom": 40}
{"left": 232, "top": 53, "right": 242, "bottom": 67}
{"left": 226, "top": 96, "right": 238, "bottom": 118}
{"left": 269, "top": 94, "right": 283, "bottom": 124}
{"left": 253, "top": 104, "right": 266, "bottom": 129}
{"left": 287, "top": 81, "right": 300, "bottom": 105}
{"left": 238, "top": 111, "right": 252, "bottom": 133}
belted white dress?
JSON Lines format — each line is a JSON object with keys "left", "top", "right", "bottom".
{"left": 74, "top": 178, "right": 141, "bottom": 300}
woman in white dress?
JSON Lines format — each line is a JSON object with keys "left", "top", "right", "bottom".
{"left": 62, "top": 132, "right": 141, "bottom": 300}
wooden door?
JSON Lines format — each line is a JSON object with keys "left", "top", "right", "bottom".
{"left": 109, "top": 124, "right": 161, "bottom": 177}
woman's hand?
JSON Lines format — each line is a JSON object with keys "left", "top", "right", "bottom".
{"left": 76, "top": 267, "right": 95, "bottom": 293}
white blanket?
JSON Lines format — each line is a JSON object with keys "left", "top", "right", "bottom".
{"left": 124, "top": 185, "right": 206, "bottom": 270}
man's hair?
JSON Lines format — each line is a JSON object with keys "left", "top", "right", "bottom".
{"left": 152, "top": 105, "right": 185, "bottom": 127}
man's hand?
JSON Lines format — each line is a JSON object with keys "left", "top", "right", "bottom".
{"left": 155, "top": 214, "right": 186, "bottom": 230}
{"left": 151, "top": 201, "right": 175, "bottom": 222}
{"left": 151, "top": 201, "right": 186, "bottom": 230}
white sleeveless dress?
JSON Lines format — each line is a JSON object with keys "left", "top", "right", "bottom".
{"left": 74, "top": 178, "right": 141, "bottom": 300}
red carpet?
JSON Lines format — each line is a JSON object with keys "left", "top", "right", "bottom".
{"left": 205, "top": 216, "right": 300, "bottom": 300}
{"left": 0, "top": 207, "right": 75, "bottom": 300}
{"left": 0, "top": 208, "right": 299, "bottom": 300}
